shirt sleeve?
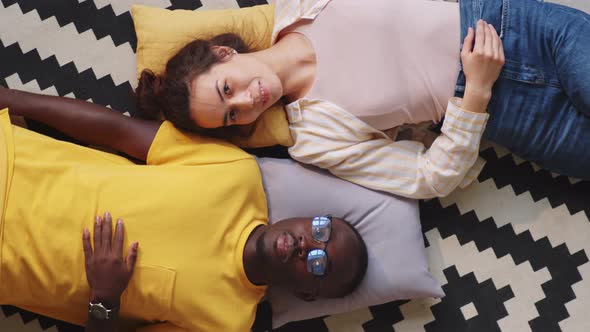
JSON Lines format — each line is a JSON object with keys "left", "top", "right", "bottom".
{"left": 146, "top": 121, "right": 254, "bottom": 166}
{"left": 271, "top": 0, "right": 332, "bottom": 44}
{"left": 287, "top": 98, "right": 489, "bottom": 199}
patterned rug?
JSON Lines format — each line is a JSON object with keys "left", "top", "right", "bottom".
{"left": 1, "top": 0, "right": 590, "bottom": 331}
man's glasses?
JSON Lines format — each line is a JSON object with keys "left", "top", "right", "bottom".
{"left": 306, "top": 215, "right": 332, "bottom": 276}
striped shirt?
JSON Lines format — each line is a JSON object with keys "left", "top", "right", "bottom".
{"left": 272, "top": 0, "right": 489, "bottom": 199}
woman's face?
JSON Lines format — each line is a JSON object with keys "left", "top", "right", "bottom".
{"left": 189, "top": 48, "right": 283, "bottom": 128}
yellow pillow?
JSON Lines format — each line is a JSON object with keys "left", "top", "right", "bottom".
{"left": 131, "top": 4, "right": 293, "bottom": 148}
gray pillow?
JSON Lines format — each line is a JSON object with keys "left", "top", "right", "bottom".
{"left": 257, "top": 158, "right": 443, "bottom": 328}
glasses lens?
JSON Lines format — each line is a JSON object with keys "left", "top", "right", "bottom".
{"left": 311, "top": 216, "right": 332, "bottom": 243}
{"left": 307, "top": 249, "right": 328, "bottom": 276}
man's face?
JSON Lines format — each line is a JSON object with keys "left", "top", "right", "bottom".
{"left": 256, "top": 217, "right": 363, "bottom": 300}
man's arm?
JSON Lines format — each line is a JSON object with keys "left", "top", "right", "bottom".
{"left": 83, "top": 212, "right": 139, "bottom": 332}
{"left": 0, "top": 87, "right": 159, "bottom": 161}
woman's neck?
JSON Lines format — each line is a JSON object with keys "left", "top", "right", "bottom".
{"left": 251, "top": 33, "right": 317, "bottom": 102}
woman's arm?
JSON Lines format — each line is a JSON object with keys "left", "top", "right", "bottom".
{"left": 0, "top": 87, "right": 159, "bottom": 161}
{"left": 289, "top": 98, "right": 489, "bottom": 199}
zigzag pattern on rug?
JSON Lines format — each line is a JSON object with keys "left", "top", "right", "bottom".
{"left": 1, "top": 1, "right": 589, "bottom": 331}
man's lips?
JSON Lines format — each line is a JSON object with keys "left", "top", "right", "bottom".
{"left": 276, "top": 231, "right": 297, "bottom": 263}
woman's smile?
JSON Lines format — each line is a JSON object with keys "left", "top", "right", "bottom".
{"left": 258, "top": 80, "right": 269, "bottom": 106}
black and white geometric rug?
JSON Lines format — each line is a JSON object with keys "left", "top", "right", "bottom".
{"left": 1, "top": 1, "right": 589, "bottom": 331}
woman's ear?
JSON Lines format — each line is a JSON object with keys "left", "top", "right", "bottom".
{"left": 211, "top": 46, "right": 237, "bottom": 62}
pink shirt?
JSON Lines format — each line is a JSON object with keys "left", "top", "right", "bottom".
{"left": 272, "top": 0, "right": 489, "bottom": 199}
{"left": 286, "top": 0, "right": 461, "bottom": 130}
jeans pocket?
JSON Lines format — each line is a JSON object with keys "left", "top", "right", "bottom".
{"left": 500, "top": 59, "right": 559, "bottom": 87}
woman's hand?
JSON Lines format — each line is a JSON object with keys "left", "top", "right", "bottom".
{"left": 83, "top": 212, "right": 139, "bottom": 307}
{"left": 460, "top": 20, "right": 505, "bottom": 113}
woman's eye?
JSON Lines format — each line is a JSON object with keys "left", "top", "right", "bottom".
{"left": 223, "top": 83, "right": 231, "bottom": 95}
{"left": 229, "top": 109, "right": 237, "bottom": 121}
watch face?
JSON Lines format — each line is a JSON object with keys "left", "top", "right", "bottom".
{"left": 90, "top": 304, "right": 108, "bottom": 320}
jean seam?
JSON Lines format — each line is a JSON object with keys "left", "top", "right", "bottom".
{"left": 500, "top": 0, "right": 509, "bottom": 38}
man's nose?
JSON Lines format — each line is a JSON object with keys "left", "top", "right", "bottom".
{"left": 297, "top": 236, "right": 308, "bottom": 259}
{"left": 297, "top": 236, "right": 324, "bottom": 259}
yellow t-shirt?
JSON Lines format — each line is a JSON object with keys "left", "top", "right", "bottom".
{"left": 0, "top": 109, "right": 268, "bottom": 332}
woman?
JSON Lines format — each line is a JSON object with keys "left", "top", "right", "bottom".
{"left": 136, "top": 0, "right": 590, "bottom": 199}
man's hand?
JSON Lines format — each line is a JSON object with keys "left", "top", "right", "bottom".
{"left": 83, "top": 212, "right": 138, "bottom": 307}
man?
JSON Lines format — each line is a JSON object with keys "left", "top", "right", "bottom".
{"left": 0, "top": 88, "right": 368, "bottom": 332}
{"left": 82, "top": 212, "right": 365, "bottom": 332}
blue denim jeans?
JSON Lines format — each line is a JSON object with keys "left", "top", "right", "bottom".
{"left": 455, "top": 0, "right": 590, "bottom": 178}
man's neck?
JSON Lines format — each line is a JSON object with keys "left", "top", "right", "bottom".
{"left": 242, "top": 225, "right": 268, "bottom": 286}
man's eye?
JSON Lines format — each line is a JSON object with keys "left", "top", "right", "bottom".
{"left": 223, "top": 83, "right": 231, "bottom": 95}
{"left": 229, "top": 110, "right": 237, "bottom": 121}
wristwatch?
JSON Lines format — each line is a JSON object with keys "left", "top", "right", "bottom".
{"left": 88, "top": 302, "right": 118, "bottom": 320}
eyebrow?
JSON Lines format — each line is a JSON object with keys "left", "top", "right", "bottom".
{"left": 215, "top": 79, "right": 229, "bottom": 126}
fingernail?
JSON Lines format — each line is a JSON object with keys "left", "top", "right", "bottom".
{"left": 117, "top": 219, "right": 123, "bottom": 226}
{"left": 134, "top": 242, "right": 139, "bottom": 250}
{"left": 83, "top": 228, "right": 89, "bottom": 236}
{"left": 105, "top": 211, "right": 111, "bottom": 219}
{"left": 95, "top": 216, "right": 101, "bottom": 225}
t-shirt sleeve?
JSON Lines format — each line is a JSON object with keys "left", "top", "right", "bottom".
{"left": 146, "top": 121, "right": 254, "bottom": 166}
